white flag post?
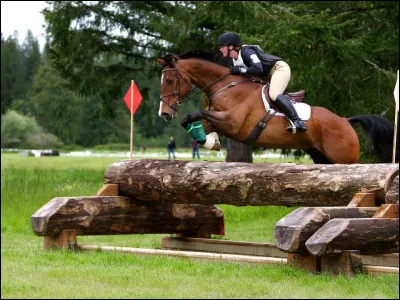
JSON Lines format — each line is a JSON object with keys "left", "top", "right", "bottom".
{"left": 130, "top": 80, "right": 134, "bottom": 160}
{"left": 392, "top": 70, "right": 399, "bottom": 163}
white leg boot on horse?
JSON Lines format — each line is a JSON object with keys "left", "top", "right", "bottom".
{"left": 203, "top": 132, "right": 221, "bottom": 151}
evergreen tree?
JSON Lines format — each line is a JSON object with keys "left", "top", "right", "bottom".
{"left": 30, "top": 49, "right": 83, "bottom": 145}
{"left": 1, "top": 34, "right": 26, "bottom": 115}
{"left": 39, "top": 1, "right": 398, "bottom": 156}
{"left": 22, "top": 30, "right": 42, "bottom": 87}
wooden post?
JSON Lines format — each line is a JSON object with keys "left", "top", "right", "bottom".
{"left": 130, "top": 80, "right": 134, "bottom": 160}
{"left": 320, "top": 251, "right": 363, "bottom": 277}
{"left": 287, "top": 253, "right": 320, "bottom": 273}
{"left": 44, "top": 229, "right": 77, "bottom": 251}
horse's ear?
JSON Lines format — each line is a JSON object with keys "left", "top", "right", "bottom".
{"left": 156, "top": 58, "right": 165, "bottom": 66}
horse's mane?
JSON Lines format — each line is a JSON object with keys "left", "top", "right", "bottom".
{"left": 163, "top": 49, "right": 231, "bottom": 68}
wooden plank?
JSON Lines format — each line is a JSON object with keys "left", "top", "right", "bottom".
{"left": 373, "top": 204, "right": 398, "bottom": 218}
{"left": 363, "top": 265, "right": 399, "bottom": 275}
{"left": 347, "top": 192, "right": 376, "bottom": 207}
{"left": 161, "top": 237, "right": 286, "bottom": 258}
{"left": 361, "top": 253, "right": 399, "bottom": 267}
{"left": 96, "top": 184, "right": 118, "bottom": 196}
{"left": 78, "top": 244, "right": 287, "bottom": 264}
{"left": 161, "top": 237, "right": 398, "bottom": 268}
{"left": 77, "top": 244, "right": 399, "bottom": 275}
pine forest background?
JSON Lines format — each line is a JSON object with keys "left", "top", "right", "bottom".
{"left": 1, "top": 1, "right": 398, "bottom": 159}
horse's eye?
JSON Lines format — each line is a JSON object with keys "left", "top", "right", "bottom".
{"left": 166, "top": 79, "right": 174, "bottom": 85}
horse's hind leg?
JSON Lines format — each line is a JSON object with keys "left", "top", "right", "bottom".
{"left": 318, "top": 129, "right": 360, "bottom": 164}
{"left": 304, "top": 149, "right": 333, "bottom": 164}
{"left": 310, "top": 109, "right": 360, "bottom": 163}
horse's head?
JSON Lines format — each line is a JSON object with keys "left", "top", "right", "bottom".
{"left": 157, "top": 53, "right": 193, "bottom": 122}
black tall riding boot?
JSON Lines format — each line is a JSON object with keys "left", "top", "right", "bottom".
{"left": 275, "top": 94, "right": 307, "bottom": 133}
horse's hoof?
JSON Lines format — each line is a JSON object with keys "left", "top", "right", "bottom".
{"left": 212, "top": 142, "right": 221, "bottom": 151}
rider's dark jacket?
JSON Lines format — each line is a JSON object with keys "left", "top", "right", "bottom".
{"left": 233, "top": 45, "right": 282, "bottom": 77}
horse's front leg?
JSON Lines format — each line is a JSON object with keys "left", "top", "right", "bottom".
{"left": 181, "top": 110, "right": 226, "bottom": 151}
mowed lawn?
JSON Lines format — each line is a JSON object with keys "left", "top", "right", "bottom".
{"left": 1, "top": 153, "right": 398, "bottom": 299}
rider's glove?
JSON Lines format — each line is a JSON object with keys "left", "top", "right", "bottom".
{"left": 230, "top": 66, "right": 242, "bottom": 75}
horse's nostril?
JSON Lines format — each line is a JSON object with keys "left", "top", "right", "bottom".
{"left": 162, "top": 112, "right": 172, "bottom": 121}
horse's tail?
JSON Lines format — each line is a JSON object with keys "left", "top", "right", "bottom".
{"left": 348, "top": 114, "right": 398, "bottom": 163}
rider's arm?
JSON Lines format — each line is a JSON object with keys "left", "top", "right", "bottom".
{"left": 240, "top": 48, "right": 264, "bottom": 76}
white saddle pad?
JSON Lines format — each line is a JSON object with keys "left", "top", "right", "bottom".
{"left": 262, "top": 85, "right": 311, "bottom": 121}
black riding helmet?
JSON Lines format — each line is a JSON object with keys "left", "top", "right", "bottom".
{"left": 218, "top": 32, "right": 241, "bottom": 46}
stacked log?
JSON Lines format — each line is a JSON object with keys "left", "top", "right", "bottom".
{"left": 30, "top": 159, "right": 398, "bottom": 276}
{"left": 104, "top": 160, "right": 398, "bottom": 207}
{"left": 273, "top": 189, "right": 399, "bottom": 276}
{"left": 274, "top": 207, "right": 379, "bottom": 254}
{"left": 31, "top": 196, "right": 225, "bottom": 237}
{"left": 305, "top": 218, "right": 399, "bottom": 255}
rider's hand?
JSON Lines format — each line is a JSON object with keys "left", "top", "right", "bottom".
{"left": 230, "top": 66, "right": 242, "bottom": 75}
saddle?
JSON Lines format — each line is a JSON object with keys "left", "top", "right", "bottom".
{"left": 263, "top": 87, "right": 305, "bottom": 112}
{"left": 243, "top": 87, "right": 309, "bottom": 145}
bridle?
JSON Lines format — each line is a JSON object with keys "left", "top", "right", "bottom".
{"left": 160, "top": 62, "right": 263, "bottom": 112}
{"left": 159, "top": 67, "right": 194, "bottom": 112}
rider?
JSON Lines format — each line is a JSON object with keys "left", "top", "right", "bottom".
{"left": 218, "top": 32, "right": 307, "bottom": 132}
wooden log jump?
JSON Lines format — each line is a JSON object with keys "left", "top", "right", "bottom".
{"left": 30, "top": 159, "right": 398, "bottom": 276}
{"left": 31, "top": 196, "right": 224, "bottom": 249}
{"left": 274, "top": 206, "right": 379, "bottom": 254}
{"left": 104, "top": 159, "right": 398, "bottom": 207}
{"left": 305, "top": 218, "right": 399, "bottom": 255}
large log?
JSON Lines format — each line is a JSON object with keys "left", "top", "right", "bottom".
{"left": 305, "top": 218, "right": 399, "bottom": 255}
{"left": 274, "top": 207, "right": 379, "bottom": 253}
{"left": 385, "top": 174, "right": 399, "bottom": 204}
{"left": 103, "top": 159, "right": 398, "bottom": 207}
{"left": 31, "top": 196, "right": 224, "bottom": 237}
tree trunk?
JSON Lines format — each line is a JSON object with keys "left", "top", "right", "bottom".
{"left": 103, "top": 159, "right": 398, "bottom": 207}
{"left": 226, "top": 138, "right": 253, "bottom": 163}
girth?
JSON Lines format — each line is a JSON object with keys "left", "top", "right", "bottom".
{"left": 242, "top": 88, "right": 306, "bottom": 145}
{"left": 242, "top": 110, "right": 277, "bottom": 145}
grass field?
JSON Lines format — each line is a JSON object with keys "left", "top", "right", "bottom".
{"left": 1, "top": 153, "right": 399, "bottom": 299}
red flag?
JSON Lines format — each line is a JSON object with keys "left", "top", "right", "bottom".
{"left": 124, "top": 82, "right": 143, "bottom": 114}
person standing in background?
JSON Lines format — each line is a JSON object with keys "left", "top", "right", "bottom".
{"left": 191, "top": 138, "right": 200, "bottom": 159}
{"left": 167, "top": 136, "right": 176, "bottom": 160}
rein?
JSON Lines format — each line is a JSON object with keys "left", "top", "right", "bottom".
{"left": 160, "top": 65, "right": 262, "bottom": 112}
{"left": 206, "top": 76, "right": 262, "bottom": 110}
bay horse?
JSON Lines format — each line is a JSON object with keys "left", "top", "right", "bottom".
{"left": 157, "top": 50, "right": 397, "bottom": 164}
